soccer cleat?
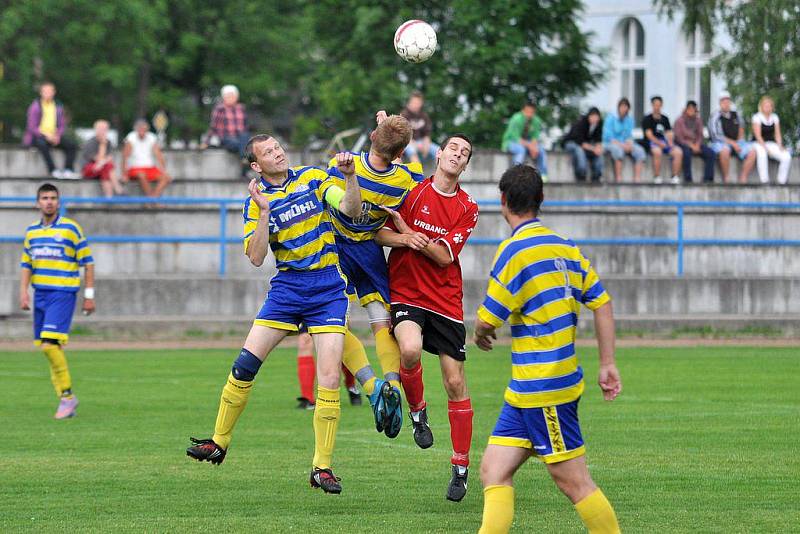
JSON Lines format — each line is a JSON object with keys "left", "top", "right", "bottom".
{"left": 368, "top": 379, "right": 390, "bottom": 433}
{"left": 446, "top": 464, "right": 468, "bottom": 502}
{"left": 296, "top": 397, "right": 316, "bottom": 410}
{"left": 186, "top": 437, "right": 226, "bottom": 465}
{"left": 310, "top": 468, "right": 342, "bottom": 494}
{"left": 54, "top": 395, "right": 78, "bottom": 419}
{"left": 347, "top": 386, "right": 363, "bottom": 406}
{"left": 383, "top": 384, "right": 403, "bottom": 439}
{"left": 410, "top": 408, "right": 433, "bottom": 449}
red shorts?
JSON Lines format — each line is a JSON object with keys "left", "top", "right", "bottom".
{"left": 127, "top": 167, "right": 163, "bottom": 181}
{"left": 82, "top": 161, "right": 114, "bottom": 181}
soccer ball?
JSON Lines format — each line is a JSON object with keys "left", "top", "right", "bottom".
{"left": 394, "top": 20, "right": 437, "bottom": 63}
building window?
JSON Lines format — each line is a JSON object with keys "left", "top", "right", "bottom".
{"left": 617, "top": 17, "right": 646, "bottom": 123}
{"left": 685, "top": 28, "right": 712, "bottom": 122}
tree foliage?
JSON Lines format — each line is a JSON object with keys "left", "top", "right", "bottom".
{"left": 0, "top": 0, "right": 601, "bottom": 147}
{"left": 653, "top": 0, "right": 800, "bottom": 145}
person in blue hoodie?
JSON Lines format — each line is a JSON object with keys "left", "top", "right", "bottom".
{"left": 602, "top": 98, "right": 645, "bottom": 182}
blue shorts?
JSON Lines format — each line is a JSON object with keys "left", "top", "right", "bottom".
{"left": 335, "top": 237, "right": 390, "bottom": 308}
{"left": 488, "top": 399, "right": 585, "bottom": 464}
{"left": 711, "top": 140, "right": 753, "bottom": 159}
{"left": 255, "top": 266, "right": 349, "bottom": 334}
{"left": 33, "top": 289, "right": 77, "bottom": 345}
{"left": 648, "top": 137, "right": 673, "bottom": 154}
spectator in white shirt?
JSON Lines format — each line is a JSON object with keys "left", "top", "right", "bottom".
{"left": 122, "top": 119, "right": 172, "bottom": 197}
{"left": 751, "top": 96, "right": 791, "bottom": 185}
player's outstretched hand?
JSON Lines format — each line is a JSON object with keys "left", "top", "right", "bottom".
{"left": 336, "top": 152, "right": 356, "bottom": 177}
{"left": 248, "top": 178, "right": 270, "bottom": 212}
{"left": 82, "top": 298, "right": 96, "bottom": 316}
{"left": 598, "top": 363, "right": 622, "bottom": 401}
{"left": 20, "top": 292, "right": 30, "bottom": 311}
{"left": 380, "top": 205, "right": 413, "bottom": 234}
{"left": 474, "top": 331, "right": 496, "bottom": 351}
{"left": 376, "top": 110, "right": 388, "bottom": 124}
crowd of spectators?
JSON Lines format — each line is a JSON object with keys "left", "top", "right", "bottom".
{"left": 504, "top": 92, "right": 794, "bottom": 185}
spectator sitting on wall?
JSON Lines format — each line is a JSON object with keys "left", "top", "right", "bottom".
{"left": 752, "top": 96, "right": 792, "bottom": 185}
{"left": 642, "top": 96, "right": 683, "bottom": 185}
{"left": 562, "top": 107, "right": 604, "bottom": 183}
{"left": 400, "top": 90, "right": 438, "bottom": 164}
{"left": 501, "top": 101, "right": 548, "bottom": 181}
{"left": 708, "top": 91, "right": 756, "bottom": 184}
{"left": 674, "top": 101, "right": 715, "bottom": 183}
{"left": 202, "top": 84, "right": 249, "bottom": 178}
{"left": 80, "top": 120, "right": 124, "bottom": 198}
{"left": 23, "top": 81, "right": 78, "bottom": 179}
{"left": 122, "top": 119, "right": 172, "bottom": 198}
{"left": 602, "top": 97, "right": 645, "bottom": 183}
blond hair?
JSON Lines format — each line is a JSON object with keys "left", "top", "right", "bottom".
{"left": 371, "top": 115, "right": 412, "bottom": 161}
{"left": 758, "top": 95, "right": 774, "bottom": 113}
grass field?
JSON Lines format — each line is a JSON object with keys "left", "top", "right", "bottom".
{"left": 1, "top": 344, "right": 798, "bottom": 533}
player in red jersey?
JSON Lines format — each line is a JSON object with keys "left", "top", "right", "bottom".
{"left": 376, "top": 134, "right": 478, "bottom": 501}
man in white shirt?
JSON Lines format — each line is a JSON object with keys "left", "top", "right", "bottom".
{"left": 122, "top": 119, "right": 172, "bottom": 197}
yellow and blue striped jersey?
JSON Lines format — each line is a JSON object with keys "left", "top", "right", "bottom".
{"left": 476, "top": 219, "right": 610, "bottom": 409}
{"left": 20, "top": 215, "right": 94, "bottom": 292}
{"left": 326, "top": 153, "right": 424, "bottom": 242}
{"left": 243, "top": 166, "right": 342, "bottom": 272}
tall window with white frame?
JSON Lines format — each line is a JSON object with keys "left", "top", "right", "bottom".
{"left": 617, "top": 17, "right": 646, "bottom": 124}
{"left": 685, "top": 28, "right": 712, "bottom": 123}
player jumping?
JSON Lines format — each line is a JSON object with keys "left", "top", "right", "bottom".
{"left": 474, "top": 165, "right": 622, "bottom": 533}
{"left": 325, "top": 111, "right": 425, "bottom": 438}
{"left": 376, "top": 134, "right": 478, "bottom": 501}
{"left": 20, "top": 183, "right": 95, "bottom": 419}
{"left": 187, "top": 135, "right": 361, "bottom": 494}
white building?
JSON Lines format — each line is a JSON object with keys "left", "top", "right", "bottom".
{"left": 578, "top": 0, "right": 732, "bottom": 125}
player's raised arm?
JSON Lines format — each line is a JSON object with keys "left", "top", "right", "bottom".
{"left": 593, "top": 301, "right": 622, "bottom": 401}
{"left": 245, "top": 178, "right": 271, "bottom": 267}
{"left": 333, "top": 152, "right": 362, "bottom": 218}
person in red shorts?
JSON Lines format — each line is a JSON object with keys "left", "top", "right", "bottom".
{"left": 376, "top": 134, "right": 478, "bottom": 502}
{"left": 122, "top": 119, "right": 172, "bottom": 197}
{"left": 80, "top": 120, "right": 124, "bottom": 198}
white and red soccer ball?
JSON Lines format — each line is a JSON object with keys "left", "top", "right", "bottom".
{"left": 394, "top": 20, "right": 437, "bottom": 63}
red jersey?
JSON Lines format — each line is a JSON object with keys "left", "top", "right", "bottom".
{"left": 387, "top": 177, "right": 479, "bottom": 322}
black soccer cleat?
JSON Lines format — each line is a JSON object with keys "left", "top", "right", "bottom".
{"left": 296, "top": 397, "right": 316, "bottom": 410}
{"left": 347, "top": 386, "right": 363, "bottom": 406}
{"left": 410, "top": 408, "right": 433, "bottom": 449}
{"left": 310, "top": 468, "right": 342, "bottom": 494}
{"left": 186, "top": 437, "right": 226, "bottom": 465}
{"left": 446, "top": 464, "right": 468, "bottom": 502}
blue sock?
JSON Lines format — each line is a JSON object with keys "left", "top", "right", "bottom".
{"left": 231, "top": 348, "right": 263, "bottom": 381}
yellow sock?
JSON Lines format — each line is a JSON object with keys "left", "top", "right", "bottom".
{"left": 212, "top": 373, "right": 254, "bottom": 450}
{"left": 342, "top": 330, "right": 376, "bottom": 395}
{"left": 312, "top": 385, "right": 341, "bottom": 469}
{"left": 574, "top": 489, "right": 620, "bottom": 534}
{"left": 42, "top": 344, "right": 72, "bottom": 397}
{"left": 479, "top": 485, "right": 515, "bottom": 534}
{"left": 375, "top": 327, "right": 401, "bottom": 389}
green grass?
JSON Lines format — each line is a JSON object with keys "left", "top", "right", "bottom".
{"left": 0, "top": 345, "right": 798, "bottom": 533}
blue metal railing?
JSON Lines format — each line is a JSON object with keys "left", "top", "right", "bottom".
{"left": 2, "top": 196, "right": 799, "bottom": 276}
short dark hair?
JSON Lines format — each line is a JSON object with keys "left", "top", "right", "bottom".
{"left": 37, "top": 183, "right": 59, "bottom": 199}
{"left": 618, "top": 97, "right": 631, "bottom": 109}
{"left": 651, "top": 95, "right": 663, "bottom": 104}
{"left": 523, "top": 101, "right": 536, "bottom": 109}
{"left": 499, "top": 165, "right": 544, "bottom": 217}
{"left": 587, "top": 106, "right": 601, "bottom": 118}
{"left": 245, "top": 134, "right": 274, "bottom": 164}
{"left": 686, "top": 100, "right": 698, "bottom": 109}
{"left": 440, "top": 133, "right": 473, "bottom": 162}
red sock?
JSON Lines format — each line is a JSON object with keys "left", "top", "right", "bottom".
{"left": 342, "top": 364, "right": 356, "bottom": 389}
{"left": 399, "top": 361, "right": 426, "bottom": 412}
{"left": 297, "top": 354, "right": 316, "bottom": 403}
{"left": 448, "top": 398, "right": 473, "bottom": 467}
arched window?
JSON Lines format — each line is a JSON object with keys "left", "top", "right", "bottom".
{"left": 685, "top": 28, "right": 712, "bottom": 122}
{"left": 616, "top": 17, "right": 646, "bottom": 123}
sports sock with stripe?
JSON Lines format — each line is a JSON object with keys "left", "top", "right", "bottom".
{"left": 374, "top": 327, "right": 401, "bottom": 389}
